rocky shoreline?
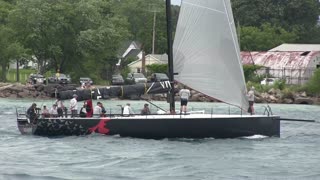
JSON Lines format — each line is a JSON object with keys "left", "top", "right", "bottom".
{"left": 0, "top": 83, "right": 318, "bottom": 105}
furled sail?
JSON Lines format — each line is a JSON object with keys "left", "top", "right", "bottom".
{"left": 56, "top": 81, "right": 172, "bottom": 101}
{"left": 173, "top": 0, "right": 249, "bottom": 110}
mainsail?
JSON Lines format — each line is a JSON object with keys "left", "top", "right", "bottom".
{"left": 173, "top": 0, "right": 249, "bottom": 110}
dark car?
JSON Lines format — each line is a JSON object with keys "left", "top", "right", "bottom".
{"left": 111, "top": 74, "right": 125, "bottom": 85}
{"left": 29, "top": 74, "right": 46, "bottom": 84}
{"left": 79, "top": 77, "right": 93, "bottom": 85}
{"left": 48, "top": 73, "right": 71, "bottom": 84}
{"left": 149, "top": 73, "right": 169, "bottom": 82}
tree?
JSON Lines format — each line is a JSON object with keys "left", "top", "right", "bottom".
{"left": 240, "top": 23, "right": 297, "bottom": 51}
{"left": 8, "top": 0, "right": 129, "bottom": 81}
{"left": 0, "top": 0, "right": 27, "bottom": 82}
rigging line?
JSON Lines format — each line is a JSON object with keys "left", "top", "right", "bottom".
{"left": 140, "top": 97, "right": 167, "bottom": 112}
{"left": 183, "top": 2, "right": 225, "bottom": 15}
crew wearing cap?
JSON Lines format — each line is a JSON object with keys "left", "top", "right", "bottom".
{"left": 70, "top": 94, "right": 78, "bottom": 117}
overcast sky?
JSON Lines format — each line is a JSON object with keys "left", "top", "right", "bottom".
{"left": 171, "top": 0, "right": 181, "bottom": 5}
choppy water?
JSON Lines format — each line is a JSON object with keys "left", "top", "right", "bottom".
{"left": 1, "top": 98, "right": 320, "bottom": 180}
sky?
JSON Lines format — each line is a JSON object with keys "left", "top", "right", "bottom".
{"left": 171, "top": 0, "right": 181, "bottom": 5}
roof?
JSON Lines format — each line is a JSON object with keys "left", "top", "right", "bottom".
{"left": 241, "top": 51, "right": 319, "bottom": 69}
{"left": 269, "top": 43, "right": 320, "bottom": 52}
{"left": 124, "top": 49, "right": 141, "bottom": 59}
{"left": 117, "top": 40, "right": 142, "bottom": 57}
{"left": 147, "top": 54, "right": 168, "bottom": 63}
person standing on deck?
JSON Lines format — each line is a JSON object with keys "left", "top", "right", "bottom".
{"left": 27, "top": 103, "right": 38, "bottom": 123}
{"left": 247, "top": 86, "right": 255, "bottom": 115}
{"left": 55, "top": 98, "right": 65, "bottom": 117}
{"left": 86, "top": 99, "right": 93, "bottom": 117}
{"left": 70, "top": 94, "right": 78, "bottom": 117}
{"left": 179, "top": 86, "right": 191, "bottom": 114}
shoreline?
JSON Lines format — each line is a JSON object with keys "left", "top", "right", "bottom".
{"left": 0, "top": 82, "right": 319, "bottom": 105}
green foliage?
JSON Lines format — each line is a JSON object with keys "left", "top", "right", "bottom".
{"left": 306, "top": 69, "right": 320, "bottom": 95}
{"left": 146, "top": 64, "right": 168, "bottom": 76}
{"left": 8, "top": 0, "right": 129, "bottom": 81}
{"left": 273, "top": 79, "right": 286, "bottom": 90}
{"left": 243, "top": 64, "right": 263, "bottom": 82}
{"left": 240, "top": 23, "right": 297, "bottom": 51}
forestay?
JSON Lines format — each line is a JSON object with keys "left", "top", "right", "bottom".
{"left": 173, "top": 0, "right": 249, "bottom": 110}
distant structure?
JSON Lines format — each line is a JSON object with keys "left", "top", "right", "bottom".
{"left": 116, "top": 41, "right": 142, "bottom": 66}
{"left": 241, "top": 44, "right": 320, "bottom": 85}
{"left": 128, "top": 53, "right": 168, "bottom": 73}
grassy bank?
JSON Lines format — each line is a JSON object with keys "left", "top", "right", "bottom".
{"left": 0, "top": 69, "right": 36, "bottom": 83}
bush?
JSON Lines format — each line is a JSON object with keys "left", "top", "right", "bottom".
{"left": 306, "top": 69, "right": 320, "bottom": 96}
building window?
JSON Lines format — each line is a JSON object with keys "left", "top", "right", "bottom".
{"left": 301, "top": 51, "right": 310, "bottom": 56}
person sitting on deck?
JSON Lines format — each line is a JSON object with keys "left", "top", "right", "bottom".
{"left": 50, "top": 104, "right": 59, "bottom": 117}
{"left": 101, "top": 103, "right": 107, "bottom": 117}
{"left": 141, "top": 104, "right": 151, "bottom": 115}
{"left": 41, "top": 105, "right": 50, "bottom": 118}
{"left": 79, "top": 102, "right": 87, "bottom": 118}
{"left": 123, "top": 103, "right": 134, "bottom": 116}
{"left": 93, "top": 102, "right": 103, "bottom": 117}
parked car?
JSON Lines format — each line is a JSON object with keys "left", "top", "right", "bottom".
{"left": 48, "top": 73, "right": 71, "bottom": 84}
{"left": 111, "top": 74, "right": 125, "bottom": 85}
{"left": 126, "top": 73, "right": 147, "bottom": 84}
{"left": 149, "top": 73, "right": 169, "bottom": 82}
{"left": 29, "top": 74, "right": 46, "bottom": 84}
{"left": 261, "top": 78, "right": 278, "bottom": 85}
{"left": 79, "top": 77, "right": 93, "bottom": 85}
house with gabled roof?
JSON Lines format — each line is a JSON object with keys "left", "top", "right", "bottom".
{"left": 241, "top": 44, "right": 320, "bottom": 85}
{"left": 116, "top": 41, "right": 143, "bottom": 66}
{"left": 128, "top": 53, "right": 168, "bottom": 73}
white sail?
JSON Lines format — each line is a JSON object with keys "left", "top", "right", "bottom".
{"left": 173, "top": 0, "right": 249, "bottom": 110}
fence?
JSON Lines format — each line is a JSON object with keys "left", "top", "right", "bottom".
{"left": 257, "top": 67, "right": 317, "bottom": 85}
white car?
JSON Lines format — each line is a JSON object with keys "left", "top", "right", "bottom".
{"left": 127, "top": 73, "right": 147, "bottom": 84}
{"left": 261, "top": 78, "right": 278, "bottom": 85}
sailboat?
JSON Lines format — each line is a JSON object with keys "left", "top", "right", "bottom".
{"left": 16, "top": 0, "right": 280, "bottom": 138}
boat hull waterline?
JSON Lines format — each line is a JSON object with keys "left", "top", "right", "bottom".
{"left": 17, "top": 114, "right": 280, "bottom": 139}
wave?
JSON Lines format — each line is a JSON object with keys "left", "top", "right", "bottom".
{"left": 1, "top": 173, "right": 68, "bottom": 180}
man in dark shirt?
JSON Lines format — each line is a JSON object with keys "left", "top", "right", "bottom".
{"left": 141, "top": 104, "right": 151, "bottom": 115}
{"left": 27, "top": 103, "right": 38, "bottom": 123}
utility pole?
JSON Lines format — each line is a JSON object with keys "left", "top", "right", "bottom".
{"left": 148, "top": 4, "right": 160, "bottom": 54}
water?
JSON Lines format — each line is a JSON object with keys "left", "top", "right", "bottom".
{"left": 1, "top": 98, "right": 320, "bottom": 180}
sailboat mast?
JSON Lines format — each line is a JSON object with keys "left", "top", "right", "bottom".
{"left": 165, "top": 0, "right": 175, "bottom": 112}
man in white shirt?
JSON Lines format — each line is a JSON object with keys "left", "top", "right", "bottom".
{"left": 50, "top": 104, "right": 58, "bottom": 117}
{"left": 70, "top": 94, "right": 78, "bottom": 117}
{"left": 179, "top": 86, "right": 191, "bottom": 114}
{"left": 123, "top": 103, "right": 134, "bottom": 116}
{"left": 93, "top": 102, "right": 102, "bottom": 117}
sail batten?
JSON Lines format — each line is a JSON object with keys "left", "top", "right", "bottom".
{"left": 173, "top": 0, "right": 249, "bottom": 110}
